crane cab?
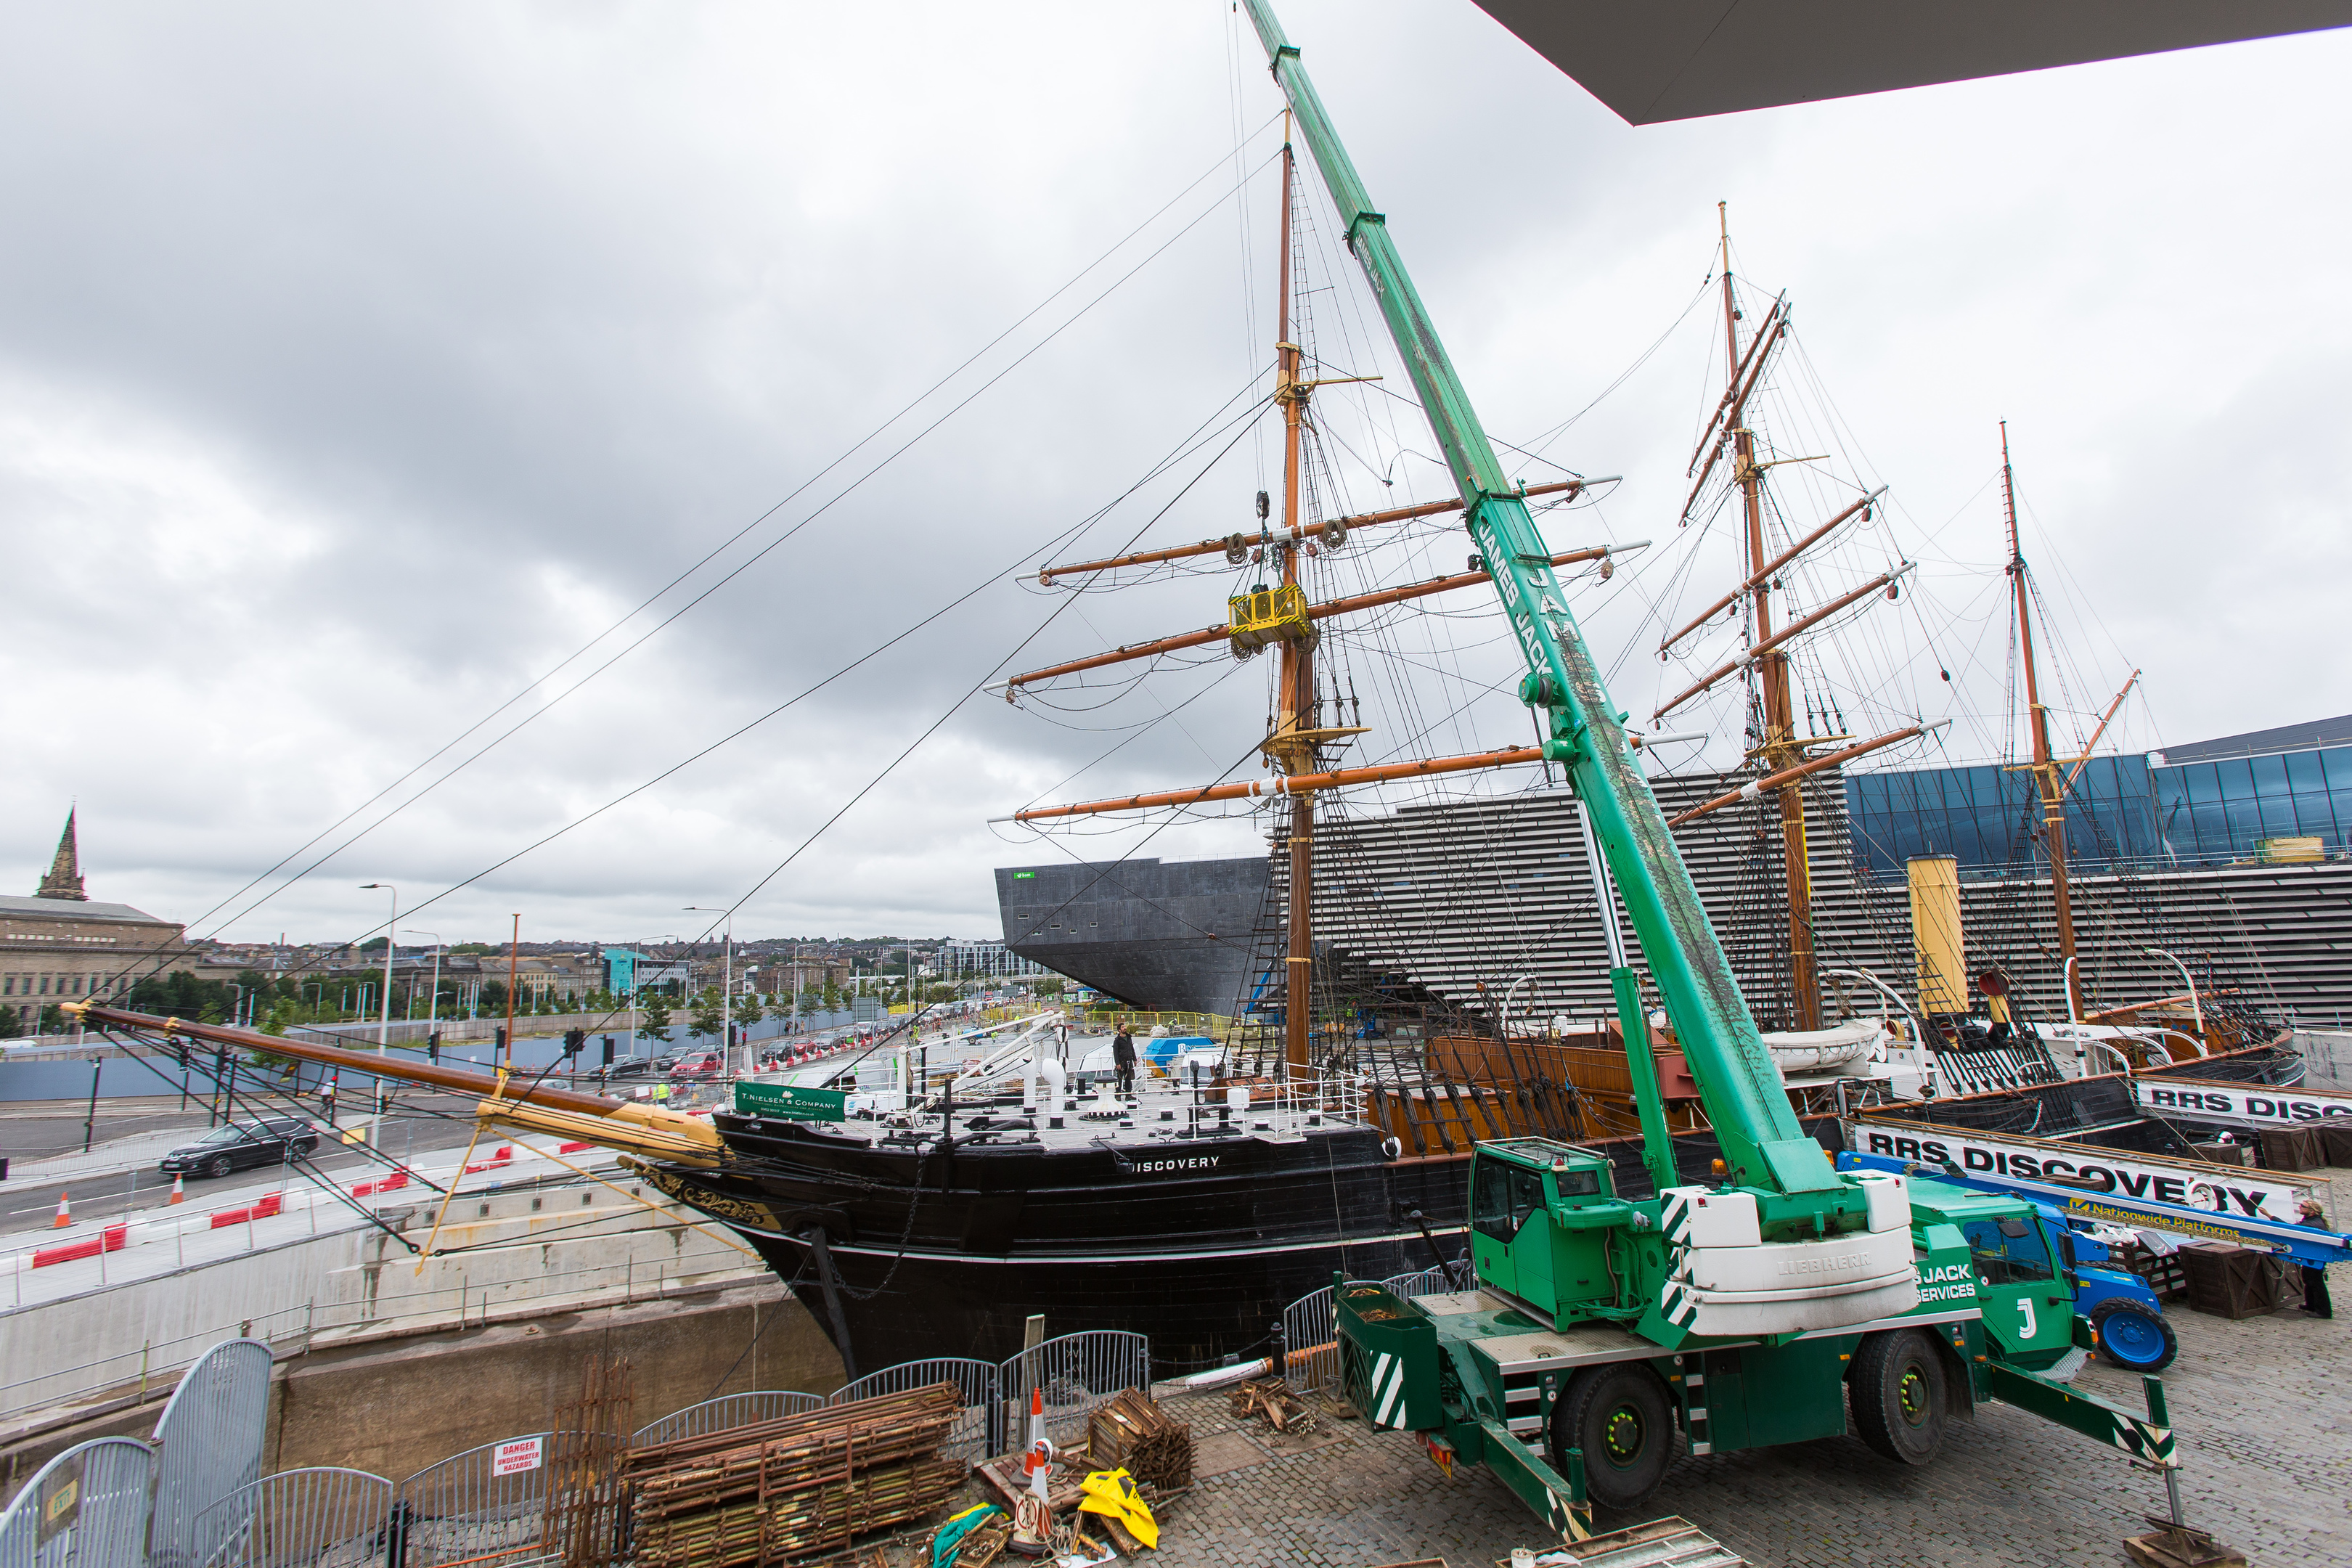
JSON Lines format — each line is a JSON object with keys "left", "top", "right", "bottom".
{"left": 1468, "top": 1139, "right": 1633, "bottom": 1320}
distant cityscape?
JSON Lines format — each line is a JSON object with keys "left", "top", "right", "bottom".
{"left": 1, "top": 812, "right": 1051, "bottom": 1037}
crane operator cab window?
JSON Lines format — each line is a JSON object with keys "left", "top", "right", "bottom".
{"left": 1473, "top": 1159, "right": 1603, "bottom": 1241}
{"left": 1474, "top": 1161, "right": 1551, "bottom": 1241}
{"left": 1962, "top": 1214, "right": 2054, "bottom": 1286}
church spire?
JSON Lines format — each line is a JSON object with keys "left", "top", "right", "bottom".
{"left": 37, "top": 809, "right": 88, "bottom": 901}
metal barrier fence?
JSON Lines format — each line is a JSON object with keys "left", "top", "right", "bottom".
{"left": 396, "top": 1434, "right": 551, "bottom": 1568}
{"left": 629, "top": 1391, "right": 826, "bottom": 1448}
{"left": 0, "top": 1307, "right": 311, "bottom": 1428}
{"left": 150, "top": 1340, "right": 274, "bottom": 1568}
{"left": 1, "top": 1333, "right": 1159, "bottom": 1568}
{"left": 0, "top": 1437, "right": 159, "bottom": 1568}
{"left": 1281, "top": 1265, "right": 1464, "bottom": 1397}
{"left": 187, "top": 1469, "right": 392, "bottom": 1568}
{"left": 832, "top": 1360, "right": 1000, "bottom": 1461}
{"left": 998, "top": 1332, "right": 1151, "bottom": 1451}
{"left": 4, "top": 1228, "right": 753, "bottom": 1424}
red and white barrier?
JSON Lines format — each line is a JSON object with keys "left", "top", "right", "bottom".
{"left": 33, "top": 1224, "right": 126, "bottom": 1269}
{"left": 210, "top": 1193, "right": 284, "bottom": 1229}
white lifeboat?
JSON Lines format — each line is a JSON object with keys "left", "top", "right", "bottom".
{"left": 1759, "top": 1019, "right": 1884, "bottom": 1074}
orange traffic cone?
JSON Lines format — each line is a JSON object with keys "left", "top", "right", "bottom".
{"left": 168, "top": 1174, "right": 186, "bottom": 1205}
{"left": 52, "top": 1191, "right": 71, "bottom": 1228}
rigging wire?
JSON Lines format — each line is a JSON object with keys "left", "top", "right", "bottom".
{"left": 518, "top": 396, "right": 1283, "bottom": 1042}
{"left": 128, "top": 125, "right": 1287, "bottom": 978}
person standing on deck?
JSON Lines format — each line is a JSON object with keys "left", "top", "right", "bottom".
{"left": 1112, "top": 1021, "right": 1137, "bottom": 1098}
{"left": 2299, "top": 1198, "right": 2334, "bottom": 1319}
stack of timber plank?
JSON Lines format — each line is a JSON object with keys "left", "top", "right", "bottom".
{"left": 1084, "top": 1389, "right": 1193, "bottom": 1492}
{"left": 623, "top": 1384, "right": 965, "bottom": 1567}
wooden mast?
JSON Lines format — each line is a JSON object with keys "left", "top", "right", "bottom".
{"left": 2002, "top": 422, "right": 2082, "bottom": 1019}
{"left": 1273, "top": 117, "right": 1316, "bottom": 1080}
{"left": 1720, "top": 204, "right": 1820, "bottom": 1030}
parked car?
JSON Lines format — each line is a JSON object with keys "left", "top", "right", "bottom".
{"left": 159, "top": 1117, "right": 319, "bottom": 1179}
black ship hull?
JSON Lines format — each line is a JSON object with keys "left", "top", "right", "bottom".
{"left": 641, "top": 1108, "right": 1469, "bottom": 1375}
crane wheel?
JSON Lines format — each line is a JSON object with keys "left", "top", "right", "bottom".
{"left": 1548, "top": 1363, "right": 1676, "bottom": 1510}
{"left": 1850, "top": 1328, "right": 1947, "bottom": 1465}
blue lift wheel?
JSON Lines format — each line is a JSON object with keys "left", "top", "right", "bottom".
{"left": 2089, "top": 1298, "right": 2179, "bottom": 1371}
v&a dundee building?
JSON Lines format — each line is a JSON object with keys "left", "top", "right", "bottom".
{"left": 997, "top": 714, "right": 2352, "bottom": 1032}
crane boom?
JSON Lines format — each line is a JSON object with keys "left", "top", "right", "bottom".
{"left": 1240, "top": 0, "right": 1834, "bottom": 1198}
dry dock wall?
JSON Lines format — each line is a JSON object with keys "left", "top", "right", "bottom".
{"left": 1, "top": 1279, "right": 841, "bottom": 1508}
{"left": 0, "top": 1175, "right": 844, "bottom": 1503}
{"left": 268, "top": 1278, "right": 840, "bottom": 1484}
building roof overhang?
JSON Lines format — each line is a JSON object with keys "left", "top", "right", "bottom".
{"left": 0, "top": 894, "right": 173, "bottom": 926}
{"left": 1471, "top": 1, "right": 2352, "bottom": 124}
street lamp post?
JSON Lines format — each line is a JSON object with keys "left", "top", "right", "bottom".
{"left": 407, "top": 929, "right": 444, "bottom": 1045}
{"left": 359, "top": 883, "right": 397, "bottom": 1147}
{"left": 661, "top": 935, "right": 681, "bottom": 1059}
{"left": 685, "top": 907, "right": 735, "bottom": 1074}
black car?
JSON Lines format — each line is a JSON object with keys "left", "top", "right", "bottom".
{"left": 602, "top": 1055, "right": 663, "bottom": 1080}
{"left": 159, "top": 1117, "right": 320, "bottom": 1179}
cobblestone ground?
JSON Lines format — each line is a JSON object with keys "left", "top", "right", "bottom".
{"left": 1132, "top": 1167, "right": 2350, "bottom": 1568}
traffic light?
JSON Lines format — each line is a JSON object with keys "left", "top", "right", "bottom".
{"left": 563, "top": 1028, "right": 587, "bottom": 1056}
{"left": 601, "top": 1036, "right": 616, "bottom": 1066}
{"left": 427, "top": 1030, "right": 441, "bottom": 1063}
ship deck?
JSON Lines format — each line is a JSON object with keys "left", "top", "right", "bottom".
{"left": 732, "top": 1067, "right": 1373, "bottom": 1155}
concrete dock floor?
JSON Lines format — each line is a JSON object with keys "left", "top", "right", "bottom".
{"left": 881, "top": 1169, "right": 2345, "bottom": 1567}
{"left": 1125, "top": 1169, "right": 2348, "bottom": 1567}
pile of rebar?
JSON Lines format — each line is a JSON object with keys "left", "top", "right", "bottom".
{"left": 623, "top": 1384, "right": 966, "bottom": 1567}
{"left": 1085, "top": 1389, "right": 1193, "bottom": 1492}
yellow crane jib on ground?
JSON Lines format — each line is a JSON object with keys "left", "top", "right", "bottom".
{"left": 60, "top": 1002, "right": 724, "bottom": 1167}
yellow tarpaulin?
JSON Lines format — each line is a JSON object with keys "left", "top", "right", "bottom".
{"left": 1078, "top": 1469, "right": 1157, "bottom": 1549}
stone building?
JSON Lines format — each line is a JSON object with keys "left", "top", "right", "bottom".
{"left": 3, "top": 812, "right": 192, "bottom": 1015}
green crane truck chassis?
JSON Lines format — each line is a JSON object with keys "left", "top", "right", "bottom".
{"left": 1339, "top": 1140, "right": 2179, "bottom": 1538}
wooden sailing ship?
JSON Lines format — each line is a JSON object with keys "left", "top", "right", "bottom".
{"left": 1650, "top": 206, "right": 1935, "bottom": 1041}
{"left": 1005, "top": 114, "right": 1638, "bottom": 1142}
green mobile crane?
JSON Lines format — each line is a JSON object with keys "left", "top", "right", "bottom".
{"left": 1239, "top": 0, "right": 2189, "bottom": 1540}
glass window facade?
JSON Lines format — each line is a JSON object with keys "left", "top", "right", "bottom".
{"left": 1844, "top": 755, "right": 2160, "bottom": 879}
{"left": 2152, "top": 744, "right": 2352, "bottom": 862}
{"left": 1845, "top": 744, "right": 2352, "bottom": 877}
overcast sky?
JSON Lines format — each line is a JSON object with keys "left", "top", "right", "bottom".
{"left": 3, "top": 2, "right": 2345, "bottom": 952}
